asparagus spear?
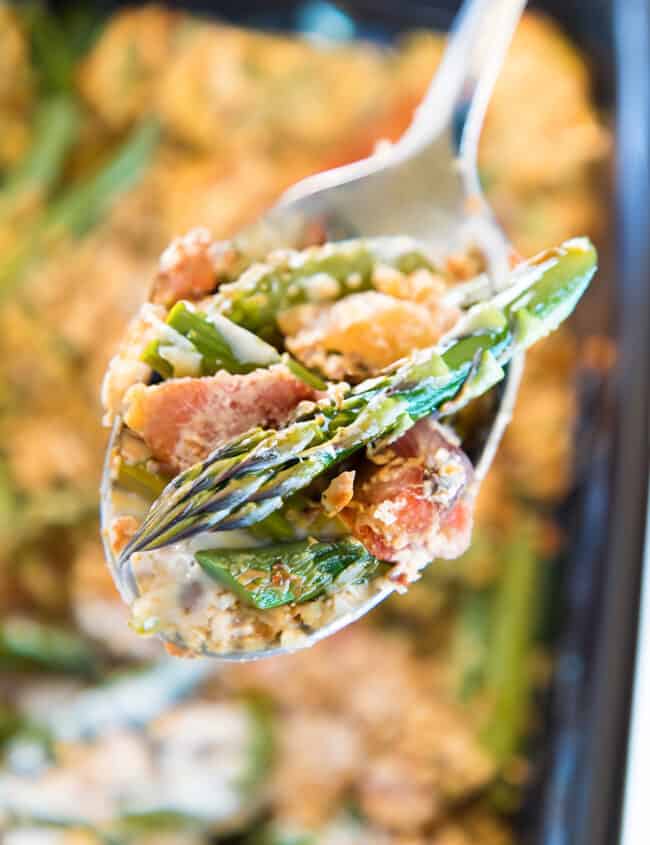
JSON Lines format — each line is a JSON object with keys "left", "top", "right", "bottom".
{"left": 247, "top": 508, "right": 298, "bottom": 543}
{"left": 19, "top": 3, "right": 100, "bottom": 94}
{"left": 0, "top": 706, "right": 25, "bottom": 748}
{"left": 20, "top": 2, "right": 76, "bottom": 93}
{"left": 121, "top": 238, "right": 596, "bottom": 562}
{"left": 117, "top": 460, "right": 169, "bottom": 500}
{"left": 196, "top": 537, "right": 381, "bottom": 609}
{"left": 0, "top": 120, "right": 160, "bottom": 298}
{"left": 142, "top": 301, "right": 325, "bottom": 388}
{"left": 0, "top": 97, "right": 79, "bottom": 220}
{"left": 46, "top": 119, "right": 160, "bottom": 238}
{"left": 451, "top": 585, "right": 494, "bottom": 702}
{"left": 480, "top": 518, "right": 541, "bottom": 764}
{"left": 107, "top": 811, "right": 204, "bottom": 839}
{"left": 241, "top": 695, "right": 275, "bottom": 793}
{"left": 211, "top": 238, "right": 437, "bottom": 342}
{"left": 0, "top": 616, "right": 100, "bottom": 677}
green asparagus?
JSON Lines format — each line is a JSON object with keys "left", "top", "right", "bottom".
{"left": 120, "top": 238, "right": 596, "bottom": 563}
{"left": 211, "top": 238, "right": 437, "bottom": 342}
{"left": 20, "top": 3, "right": 100, "bottom": 94}
{"left": 117, "top": 460, "right": 169, "bottom": 500}
{"left": 247, "top": 507, "right": 298, "bottom": 543}
{"left": 196, "top": 537, "right": 381, "bottom": 609}
{"left": 46, "top": 119, "right": 160, "bottom": 238}
{"left": 0, "top": 616, "right": 100, "bottom": 676}
{"left": 241, "top": 695, "right": 275, "bottom": 793}
{"left": 142, "top": 300, "right": 327, "bottom": 387}
{"left": 0, "top": 705, "right": 24, "bottom": 748}
{"left": 480, "top": 518, "right": 541, "bottom": 763}
{"left": 108, "top": 811, "right": 204, "bottom": 838}
{"left": 0, "top": 120, "right": 160, "bottom": 298}
{"left": 0, "top": 97, "right": 79, "bottom": 220}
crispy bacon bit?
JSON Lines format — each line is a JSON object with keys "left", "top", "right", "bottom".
{"left": 372, "top": 263, "right": 451, "bottom": 311}
{"left": 150, "top": 227, "right": 242, "bottom": 307}
{"left": 321, "top": 470, "right": 356, "bottom": 516}
{"left": 444, "top": 246, "right": 487, "bottom": 281}
{"left": 342, "top": 418, "right": 475, "bottom": 582}
{"left": 108, "top": 515, "right": 139, "bottom": 554}
{"left": 123, "top": 365, "right": 316, "bottom": 473}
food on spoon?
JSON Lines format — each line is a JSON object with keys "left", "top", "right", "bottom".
{"left": 340, "top": 418, "right": 475, "bottom": 582}
{"left": 103, "top": 234, "right": 596, "bottom": 654}
{"left": 282, "top": 290, "right": 460, "bottom": 380}
{"left": 123, "top": 366, "right": 317, "bottom": 474}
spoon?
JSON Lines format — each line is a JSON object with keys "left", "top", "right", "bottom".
{"left": 101, "top": 0, "right": 527, "bottom": 660}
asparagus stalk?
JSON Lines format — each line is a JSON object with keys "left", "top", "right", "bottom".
{"left": 0, "top": 120, "right": 160, "bottom": 299}
{"left": 142, "top": 300, "right": 323, "bottom": 388}
{"left": 20, "top": 3, "right": 76, "bottom": 93}
{"left": 108, "top": 811, "right": 204, "bottom": 838}
{"left": 117, "top": 460, "right": 169, "bottom": 500}
{"left": 211, "top": 238, "right": 437, "bottom": 342}
{"left": 196, "top": 537, "right": 381, "bottom": 609}
{"left": 143, "top": 300, "right": 281, "bottom": 376}
{"left": 19, "top": 3, "right": 100, "bottom": 94}
{"left": 241, "top": 695, "right": 275, "bottom": 793}
{"left": 0, "top": 706, "right": 24, "bottom": 748}
{"left": 121, "top": 238, "right": 596, "bottom": 562}
{"left": 451, "top": 586, "right": 494, "bottom": 702}
{"left": 0, "top": 616, "right": 100, "bottom": 677}
{"left": 0, "top": 97, "right": 79, "bottom": 220}
{"left": 45, "top": 119, "right": 160, "bottom": 238}
{"left": 480, "top": 518, "right": 541, "bottom": 764}
{"left": 248, "top": 508, "right": 298, "bottom": 543}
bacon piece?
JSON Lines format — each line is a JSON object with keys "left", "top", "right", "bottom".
{"left": 341, "top": 418, "right": 475, "bottom": 583}
{"left": 150, "top": 227, "right": 242, "bottom": 307}
{"left": 124, "top": 365, "right": 315, "bottom": 473}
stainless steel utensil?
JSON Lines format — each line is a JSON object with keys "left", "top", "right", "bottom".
{"left": 101, "top": 0, "right": 527, "bottom": 659}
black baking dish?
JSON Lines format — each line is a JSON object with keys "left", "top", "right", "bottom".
{"left": 45, "top": 1, "right": 650, "bottom": 842}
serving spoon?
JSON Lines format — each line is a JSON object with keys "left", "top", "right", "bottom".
{"left": 101, "top": 0, "right": 527, "bottom": 660}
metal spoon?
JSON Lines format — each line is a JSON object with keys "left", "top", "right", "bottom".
{"left": 101, "top": 0, "right": 527, "bottom": 660}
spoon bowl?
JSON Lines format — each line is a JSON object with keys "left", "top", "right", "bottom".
{"left": 101, "top": 0, "right": 528, "bottom": 660}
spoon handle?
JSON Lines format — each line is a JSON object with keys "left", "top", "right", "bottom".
{"left": 400, "top": 0, "right": 527, "bottom": 183}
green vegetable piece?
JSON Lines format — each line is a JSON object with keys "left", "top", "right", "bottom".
{"left": 196, "top": 537, "right": 379, "bottom": 609}
{"left": 0, "top": 97, "right": 79, "bottom": 219}
{"left": 46, "top": 119, "right": 160, "bottom": 238}
{"left": 241, "top": 695, "right": 275, "bottom": 793}
{"left": 213, "top": 239, "right": 436, "bottom": 342}
{"left": 146, "top": 300, "right": 326, "bottom": 387}
{"left": 117, "top": 461, "right": 169, "bottom": 500}
{"left": 0, "top": 617, "right": 100, "bottom": 676}
{"left": 0, "top": 705, "right": 24, "bottom": 748}
{"left": 20, "top": 3, "right": 76, "bottom": 92}
{"left": 167, "top": 301, "right": 276, "bottom": 375}
{"left": 109, "top": 810, "right": 203, "bottom": 837}
{"left": 283, "top": 355, "right": 327, "bottom": 390}
{"left": 0, "top": 120, "right": 160, "bottom": 299}
{"left": 141, "top": 339, "right": 174, "bottom": 379}
{"left": 121, "top": 238, "right": 596, "bottom": 560}
{"left": 480, "top": 519, "right": 541, "bottom": 763}
{"left": 248, "top": 508, "right": 297, "bottom": 543}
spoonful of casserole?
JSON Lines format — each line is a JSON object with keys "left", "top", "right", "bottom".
{"left": 100, "top": 0, "right": 597, "bottom": 659}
